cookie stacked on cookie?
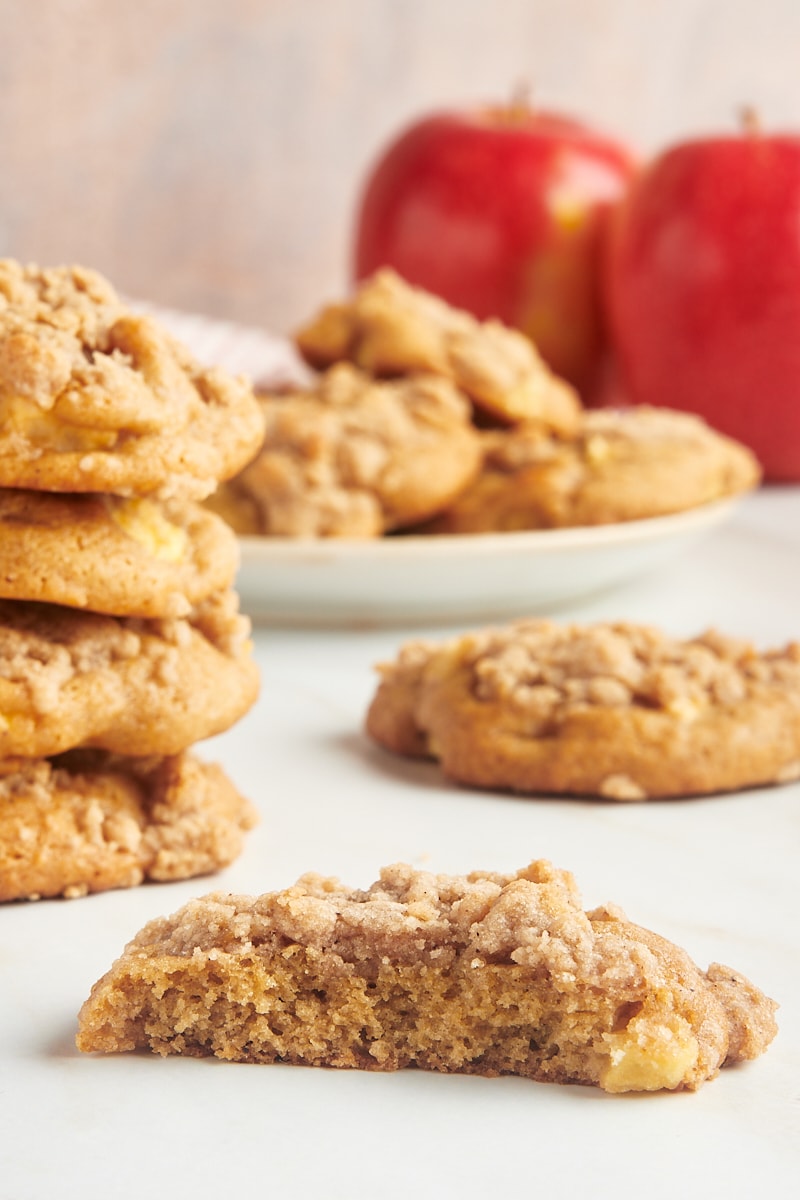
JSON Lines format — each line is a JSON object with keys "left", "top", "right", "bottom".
{"left": 210, "top": 270, "right": 583, "bottom": 537}
{"left": 210, "top": 270, "right": 759, "bottom": 537}
{"left": 0, "top": 260, "right": 266, "bottom": 901}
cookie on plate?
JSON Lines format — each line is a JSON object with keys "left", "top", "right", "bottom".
{"left": 209, "top": 363, "right": 482, "bottom": 537}
{"left": 0, "top": 260, "right": 264, "bottom": 500}
{"left": 423, "top": 407, "right": 761, "bottom": 534}
{"left": 0, "top": 591, "right": 258, "bottom": 759}
{"left": 75, "top": 858, "right": 777, "bottom": 1092}
{"left": 366, "top": 619, "right": 800, "bottom": 799}
{"left": 0, "top": 491, "right": 239, "bottom": 617}
{"left": 295, "top": 269, "right": 581, "bottom": 432}
{"left": 0, "top": 749, "right": 257, "bottom": 901}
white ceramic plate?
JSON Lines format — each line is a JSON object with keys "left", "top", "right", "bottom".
{"left": 236, "top": 497, "right": 740, "bottom": 626}
{"left": 126, "top": 303, "right": 744, "bottom": 627}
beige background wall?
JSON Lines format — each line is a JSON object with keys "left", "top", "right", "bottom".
{"left": 1, "top": 0, "right": 798, "bottom": 332}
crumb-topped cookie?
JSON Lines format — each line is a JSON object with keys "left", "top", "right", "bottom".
{"left": 424, "top": 407, "right": 760, "bottom": 533}
{"left": 0, "top": 491, "right": 238, "bottom": 617}
{"left": 366, "top": 619, "right": 800, "bottom": 799}
{"left": 0, "top": 260, "right": 264, "bottom": 500}
{"left": 209, "top": 363, "right": 481, "bottom": 536}
{"left": 0, "top": 591, "right": 258, "bottom": 758}
{"left": 295, "top": 270, "right": 581, "bottom": 431}
{"left": 75, "top": 858, "right": 777, "bottom": 1092}
{"left": 0, "top": 749, "right": 257, "bottom": 901}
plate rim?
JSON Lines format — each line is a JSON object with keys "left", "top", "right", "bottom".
{"left": 237, "top": 496, "right": 741, "bottom": 564}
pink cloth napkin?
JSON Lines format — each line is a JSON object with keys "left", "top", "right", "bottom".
{"left": 128, "top": 299, "right": 310, "bottom": 392}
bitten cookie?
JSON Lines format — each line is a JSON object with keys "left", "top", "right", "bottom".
{"left": 0, "top": 491, "right": 239, "bottom": 617}
{"left": 0, "top": 750, "right": 257, "bottom": 901}
{"left": 366, "top": 619, "right": 800, "bottom": 799}
{"left": 75, "top": 858, "right": 777, "bottom": 1093}
{"left": 424, "top": 407, "right": 760, "bottom": 533}
{"left": 295, "top": 269, "right": 581, "bottom": 431}
{"left": 0, "top": 591, "right": 259, "bottom": 758}
{"left": 209, "top": 363, "right": 482, "bottom": 537}
{"left": 0, "top": 260, "right": 264, "bottom": 500}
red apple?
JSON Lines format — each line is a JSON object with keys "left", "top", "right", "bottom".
{"left": 353, "top": 104, "right": 636, "bottom": 399}
{"left": 605, "top": 125, "right": 800, "bottom": 479}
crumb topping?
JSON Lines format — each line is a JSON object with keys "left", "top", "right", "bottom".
{"left": 184, "top": 589, "right": 252, "bottom": 658}
{"left": 485, "top": 407, "right": 759, "bottom": 475}
{"left": 126, "top": 860, "right": 645, "bottom": 987}
{"left": 0, "top": 262, "right": 187, "bottom": 434}
{"left": 423, "top": 620, "right": 800, "bottom": 725}
{"left": 0, "top": 592, "right": 249, "bottom": 717}
{"left": 0, "top": 602, "right": 141, "bottom": 713}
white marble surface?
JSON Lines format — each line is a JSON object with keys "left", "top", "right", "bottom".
{"left": 3, "top": 487, "right": 800, "bottom": 1198}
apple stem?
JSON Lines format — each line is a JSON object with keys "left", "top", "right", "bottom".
{"left": 739, "top": 105, "right": 762, "bottom": 136}
{"left": 506, "top": 81, "right": 533, "bottom": 123}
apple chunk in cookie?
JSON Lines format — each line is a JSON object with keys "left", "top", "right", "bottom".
{"left": 366, "top": 619, "right": 800, "bottom": 799}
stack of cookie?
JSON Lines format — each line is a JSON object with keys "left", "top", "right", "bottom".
{"left": 0, "top": 259, "right": 265, "bottom": 902}
{"left": 210, "top": 270, "right": 759, "bottom": 536}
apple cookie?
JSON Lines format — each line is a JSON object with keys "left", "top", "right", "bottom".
{"left": 0, "top": 591, "right": 259, "bottom": 759}
{"left": 0, "top": 260, "right": 264, "bottom": 500}
{"left": 295, "top": 269, "right": 581, "bottom": 432}
{"left": 0, "top": 749, "right": 257, "bottom": 902}
{"left": 366, "top": 619, "right": 800, "bottom": 799}
{"left": 423, "top": 407, "right": 760, "bottom": 533}
{"left": 208, "top": 363, "right": 482, "bottom": 537}
{"left": 0, "top": 490, "right": 239, "bottom": 618}
{"left": 75, "top": 858, "right": 777, "bottom": 1093}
